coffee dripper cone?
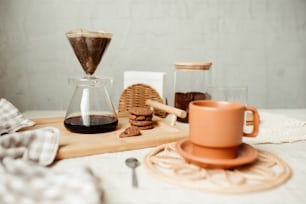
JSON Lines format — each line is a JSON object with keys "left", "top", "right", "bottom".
{"left": 64, "top": 29, "right": 118, "bottom": 134}
{"left": 66, "top": 29, "right": 112, "bottom": 76}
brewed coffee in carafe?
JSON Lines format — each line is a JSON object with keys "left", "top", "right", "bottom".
{"left": 64, "top": 29, "right": 118, "bottom": 134}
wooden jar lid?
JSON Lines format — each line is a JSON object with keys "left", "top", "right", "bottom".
{"left": 175, "top": 62, "right": 212, "bottom": 70}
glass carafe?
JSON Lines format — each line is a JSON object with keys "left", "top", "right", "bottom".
{"left": 64, "top": 77, "right": 118, "bottom": 134}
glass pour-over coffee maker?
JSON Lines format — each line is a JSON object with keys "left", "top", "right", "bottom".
{"left": 64, "top": 29, "right": 118, "bottom": 134}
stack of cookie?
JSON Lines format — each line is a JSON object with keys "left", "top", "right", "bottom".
{"left": 129, "top": 107, "right": 154, "bottom": 130}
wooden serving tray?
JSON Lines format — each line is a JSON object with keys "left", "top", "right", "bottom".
{"left": 28, "top": 116, "right": 188, "bottom": 160}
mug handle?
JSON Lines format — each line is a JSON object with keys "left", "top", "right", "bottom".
{"left": 243, "top": 106, "right": 260, "bottom": 137}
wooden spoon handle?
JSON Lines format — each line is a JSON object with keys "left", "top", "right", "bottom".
{"left": 145, "top": 99, "right": 187, "bottom": 119}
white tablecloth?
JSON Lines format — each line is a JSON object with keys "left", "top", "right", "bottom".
{"left": 24, "top": 109, "right": 306, "bottom": 204}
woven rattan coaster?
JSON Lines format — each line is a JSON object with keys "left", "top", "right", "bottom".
{"left": 144, "top": 143, "right": 291, "bottom": 194}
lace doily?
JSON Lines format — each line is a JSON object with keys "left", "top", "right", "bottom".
{"left": 144, "top": 143, "right": 291, "bottom": 194}
{"left": 245, "top": 111, "right": 306, "bottom": 144}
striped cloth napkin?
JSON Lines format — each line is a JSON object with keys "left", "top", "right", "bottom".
{"left": 0, "top": 127, "right": 60, "bottom": 165}
{"left": 0, "top": 98, "right": 35, "bottom": 135}
{"left": 0, "top": 98, "right": 104, "bottom": 204}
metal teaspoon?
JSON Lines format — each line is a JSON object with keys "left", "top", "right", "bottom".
{"left": 125, "top": 157, "right": 140, "bottom": 188}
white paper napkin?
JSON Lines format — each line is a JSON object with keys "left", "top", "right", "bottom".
{"left": 124, "top": 71, "right": 167, "bottom": 100}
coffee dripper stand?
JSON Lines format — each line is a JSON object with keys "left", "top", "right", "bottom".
{"left": 64, "top": 30, "right": 118, "bottom": 134}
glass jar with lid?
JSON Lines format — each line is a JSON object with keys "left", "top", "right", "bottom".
{"left": 174, "top": 62, "right": 212, "bottom": 123}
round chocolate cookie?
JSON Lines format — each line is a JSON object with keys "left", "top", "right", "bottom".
{"left": 129, "top": 114, "right": 138, "bottom": 120}
{"left": 129, "top": 107, "right": 153, "bottom": 116}
{"left": 132, "top": 125, "right": 154, "bottom": 130}
{"left": 129, "top": 115, "right": 153, "bottom": 121}
{"left": 129, "top": 119, "right": 153, "bottom": 127}
{"left": 119, "top": 126, "right": 141, "bottom": 138}
{"left": 130, "top": 115, "right": 144, "bottom": 121}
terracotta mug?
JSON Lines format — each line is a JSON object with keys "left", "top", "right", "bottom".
{"left": 189, "top": 100, "right": 259, "bottom": 159}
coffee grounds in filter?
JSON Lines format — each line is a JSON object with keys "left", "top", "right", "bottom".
{"left": 66, "top": 29, "right": 112, "bottom": 75}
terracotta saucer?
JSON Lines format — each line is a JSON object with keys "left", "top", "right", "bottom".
{"left": 175, "top": 138, "right": 258, "bottom": 169}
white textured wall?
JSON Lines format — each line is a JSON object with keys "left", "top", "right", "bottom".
{"left": 0, "top": 0, "right": 305, "bottom": 111}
